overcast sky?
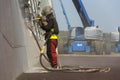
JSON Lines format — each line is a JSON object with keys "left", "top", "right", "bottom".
{"left": 52, "top": 0, "right": 120, "bottom": 33}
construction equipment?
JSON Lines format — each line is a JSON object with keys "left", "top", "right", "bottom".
{"left": 110, "top": 26, "right": 120, "bottom": 53}
{"left": 117, "top": 27, "right": 120, "bottom": 52}
{"left": 60, "top": 0, "right": 103, "bottom": 54}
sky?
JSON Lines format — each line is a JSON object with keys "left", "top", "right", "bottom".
{"left": 52, "top": 0, "right": 120, "bottom": 33}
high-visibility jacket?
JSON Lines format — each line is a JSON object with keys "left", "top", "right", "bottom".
{"left": 50, "top": 28, "right": 58, "bottom": 39}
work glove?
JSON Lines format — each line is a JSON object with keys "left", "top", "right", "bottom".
{"left": 42, "top": 21, "right": 48, "bottom": 26}
{"left": 41, "top": 16, "right": 47, "bottom": 21}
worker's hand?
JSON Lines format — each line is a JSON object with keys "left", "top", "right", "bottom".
{"left": 41, "top": 16, "right": 47, "bottom": 21}
{"left": 42, "top": 21, "right": 48, "bottom": 26}
{"left": 40, "top": 46, "right": 46, "bottom": 54}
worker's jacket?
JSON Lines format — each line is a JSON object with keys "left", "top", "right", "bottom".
{"left": 40, "top": 13, "right": 59, "bottom": 40}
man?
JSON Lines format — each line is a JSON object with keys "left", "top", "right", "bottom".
{"left": 40, "top": 6, "right": 59, "bottom": 68}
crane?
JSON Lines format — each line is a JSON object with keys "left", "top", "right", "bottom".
{"left": 60, "top": 0, "right": 103, "bottom": 54}
{"left": 72, "top": 0, "right": 94, "bottom": 28}
{"left": 111, "top": 26, "right": 120, "bottom": 52}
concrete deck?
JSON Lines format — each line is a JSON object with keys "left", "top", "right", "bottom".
{"left": 17, "top": 54, "right": 120, "bottom": 80}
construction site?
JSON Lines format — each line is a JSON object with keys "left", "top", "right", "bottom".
{"left": 0, "top": 0, "right": 120, "bottom": 80}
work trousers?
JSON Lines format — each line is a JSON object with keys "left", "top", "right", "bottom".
{"left": 47, "top": 39, "right": 58, "bottom": 67}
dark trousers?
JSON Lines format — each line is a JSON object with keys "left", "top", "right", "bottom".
{"left": 47, "top": 39, "right": 58, "bottom": 67}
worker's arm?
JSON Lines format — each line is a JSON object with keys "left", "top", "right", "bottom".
{"left": 41, "top": 19, "right": 54, "bottom": 31}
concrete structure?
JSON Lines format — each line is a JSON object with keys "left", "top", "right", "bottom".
{"left": 0, "top": 0, "right": 41, "bottom": 80}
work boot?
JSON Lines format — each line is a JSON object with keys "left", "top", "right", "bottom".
{"left": 51, "top": 64, "right": 58, "bottom": 69}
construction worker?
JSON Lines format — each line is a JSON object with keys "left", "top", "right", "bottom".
{"left": 40, "top": 6, "right": 59, "bottom": 68}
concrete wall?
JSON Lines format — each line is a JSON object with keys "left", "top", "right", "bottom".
{"left": 0, "top": 0, "right": 40, "bottom": 80}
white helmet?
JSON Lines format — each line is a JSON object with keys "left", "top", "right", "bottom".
{"left": 42, "top": 6, "right": 53, "bottom": 16}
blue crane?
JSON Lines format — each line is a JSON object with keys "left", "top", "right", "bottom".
{"left": 59, "top": 0, "right": 97, "bottom": 53}
{"left": 72, "top": 0, "right": 94, "bottom": 28}
{"left": 112, "top": 26, "right": 120, "bottom": 52}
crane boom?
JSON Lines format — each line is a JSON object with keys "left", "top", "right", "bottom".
{"left": 59, "top": 0, "right": 71, "bottom": 29}
{"left": 72, "top": 0, "right": 94, "bottom": 28}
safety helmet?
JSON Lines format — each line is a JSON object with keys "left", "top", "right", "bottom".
{"left": 41, "top": 6, "right": 53, "bottom": 16}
